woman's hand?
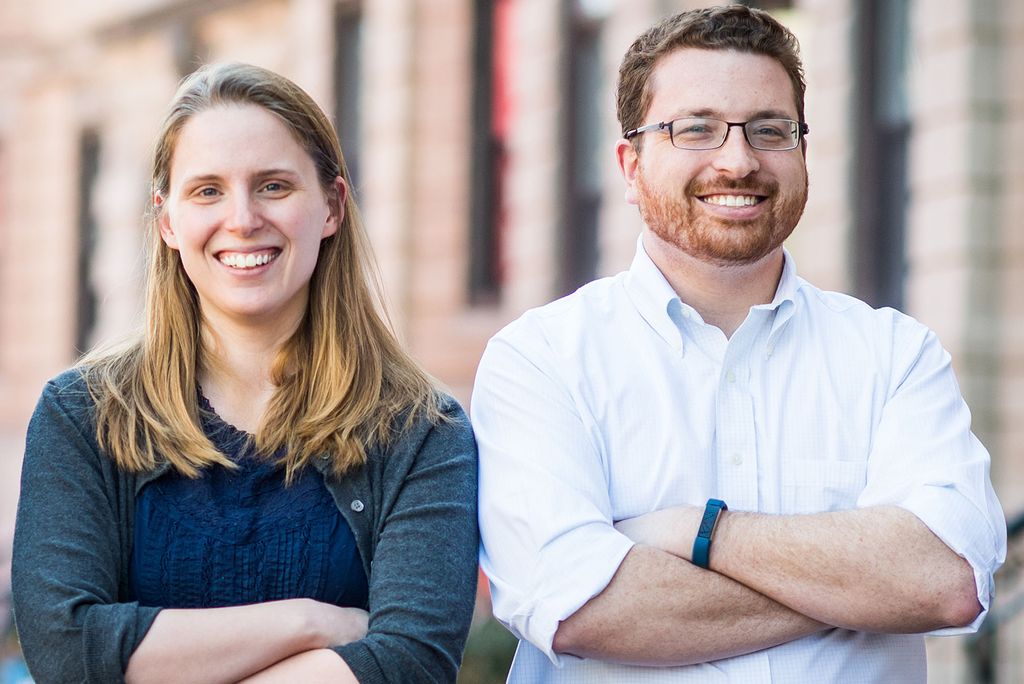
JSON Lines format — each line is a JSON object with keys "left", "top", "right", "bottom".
{"left": 301, "top": 599, "right": 369, "bottom": 648}
{"left": 125, "top": 599, "right": 368, "bottom": 684}
{"left": 238, "top": 649, "right": 359, "bottom": 684}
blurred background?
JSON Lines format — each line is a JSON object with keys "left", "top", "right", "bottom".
{"left": 0, "top": 0, "right": 1022, "bottom": 681}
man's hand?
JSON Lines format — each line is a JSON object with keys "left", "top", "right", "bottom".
{"left": 615, "top": 505, "right": 981, "bottom": 633}
{"left": 614, "top": 506, "right": 702, "bottom": 558}
{"left": 553, "top": 543, "right": 828, "bottom": 665}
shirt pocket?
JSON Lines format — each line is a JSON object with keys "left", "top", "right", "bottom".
{"left": 781, "top": 459, "right": 867, "bottom": 514}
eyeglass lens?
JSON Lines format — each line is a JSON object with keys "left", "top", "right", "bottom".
{"left": 670, "top": 118, "right": 800, "bottom": 151}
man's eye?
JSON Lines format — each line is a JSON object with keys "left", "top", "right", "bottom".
{"left": 679, "top": 124, "right": 711, "bottom": 134}
{"left": 672, "top": 119, "right": 720, "bottom": 143}
{"left": 262, "top": 182, "right": 287, "bottom": 193}
{"left": 752, "top": 123, "right": 787, "bottom": 138}
{"left": 198, "top": 187, "right": 220, "bottom": 197}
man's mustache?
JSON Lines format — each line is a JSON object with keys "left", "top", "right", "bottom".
{"left": 686, "top": 176, "right": 777, "bottom": 197}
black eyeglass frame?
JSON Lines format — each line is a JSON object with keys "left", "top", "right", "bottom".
{"left": 624, "top": 117, "right": 810, "bottom": 151}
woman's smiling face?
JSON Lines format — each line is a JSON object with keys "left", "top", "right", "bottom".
{"left": 157, "top": 103, "right": 343, "bottom": 332}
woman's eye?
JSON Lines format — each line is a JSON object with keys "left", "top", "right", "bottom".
{"left": 263, "top": 182, "right": 286, "bottom": 193}
{"left": 197, "top": 187, "right": 220, "bottom": 198}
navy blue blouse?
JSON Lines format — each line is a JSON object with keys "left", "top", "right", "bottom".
{"left": 129, "top": 396, "right": 368, "bottom": 610}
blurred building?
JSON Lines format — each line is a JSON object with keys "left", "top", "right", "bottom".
{"left": 0, "top": 0, "right": 1021, "bottom": 680}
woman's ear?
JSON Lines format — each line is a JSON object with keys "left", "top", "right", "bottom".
{"left": 154, "top": 194, "right": 179, "bottom": 250}
{"left": 323, "top": 176, "right": 347, "bottom": 239}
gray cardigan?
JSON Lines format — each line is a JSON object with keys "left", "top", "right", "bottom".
{"left": 12, "top": 369, "right": 479, "bottom": 683}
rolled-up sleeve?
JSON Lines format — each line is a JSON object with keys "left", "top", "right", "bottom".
{"left": 472, "top": 319, "right": 634, "bottom": 664}
{"left": 857, "top": 318, "right": 1006, "bottom": 635}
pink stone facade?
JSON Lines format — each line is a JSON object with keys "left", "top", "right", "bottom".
{"left": 1, "top": 0, "right": 1021, "bottom": 678}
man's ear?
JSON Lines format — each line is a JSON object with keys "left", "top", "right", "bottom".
{"left": 323, "top": 176, "right": 347, "bottom": 239}
{"left": 154, "top": 194, "right": 179, "bottom": 250}
{"left": 616, "top": 138, "right": 641, "bottom": 206}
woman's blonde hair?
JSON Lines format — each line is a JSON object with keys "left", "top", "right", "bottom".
{"left": 83, "top": 62, "right": 442, "bottom": 480}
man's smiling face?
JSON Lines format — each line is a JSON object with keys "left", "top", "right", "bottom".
{"left": 622, "top": 48, "right": 808, "bottom": 267}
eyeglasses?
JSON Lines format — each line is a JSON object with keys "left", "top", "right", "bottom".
{"left": 624, "top": 117, "right": 809, "bottom": 151}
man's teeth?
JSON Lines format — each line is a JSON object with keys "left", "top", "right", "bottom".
{"left": 702, "top": 194, "right": 761, "bottom": 207}
{"left": 220, "top": 252, "right": 277, "bottom": 269}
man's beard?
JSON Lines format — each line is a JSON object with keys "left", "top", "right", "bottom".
{"left": 636, "top": 171, "right": 808, "bottom": 267}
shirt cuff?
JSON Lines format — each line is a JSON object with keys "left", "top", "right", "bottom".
{"left": 494, "top": 524, "right": 635, "bottom": 666}
{"left": 895, "top": 483, "right": 1003, "bottom": 635}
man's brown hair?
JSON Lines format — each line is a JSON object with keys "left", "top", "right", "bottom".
{"left": 617, "top": 5, "right": 806, "bottom": 137}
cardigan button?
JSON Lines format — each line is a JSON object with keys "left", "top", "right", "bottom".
{"left": 350, "top": 499, "right": 365, "bottom": 512}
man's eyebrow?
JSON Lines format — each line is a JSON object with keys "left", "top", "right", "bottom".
{"left": 661, "top": 108, "right": 719, "bottom": 120}
{"left": 665, "top": 108, "right": 798, "bottom": 121}
{"left": 750, "top": 109, "right": 797, "bottom": 120}
{"left": 682, "top": 108, "right": 720, "bottom": 119}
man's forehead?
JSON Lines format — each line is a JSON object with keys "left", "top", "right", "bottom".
{"left": 645, "top": 47, "right": 797, "bottom": 119}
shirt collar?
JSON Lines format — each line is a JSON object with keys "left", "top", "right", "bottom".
{"left": 624, "top": 236, "right": 686, "bottom": 351}
{"left": 624, "top": 238, "right": 803, "bottom": 348}
{"left": 763, "top": 248, "right": 799, "bottom": 310}
{"left": 756, "top": 248, "right": 800, "bottom": 340}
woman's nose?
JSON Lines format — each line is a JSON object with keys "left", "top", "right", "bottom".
{"left": 224, "top": 194, "right": 262, "bottom": 235}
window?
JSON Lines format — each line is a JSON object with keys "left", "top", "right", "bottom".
{"left": 559, "top": 0, "right": 606, "bottom": 295}
{"left": 170, "top": 18, "right": 204, "bottom": 78}
{"left": 76, "top": 130, "right": 101, "bottom": 354}
{"left": 333, "top": 1, "right": 363, "bottom": 191}
{"left": 739, "top": 0, "right": 795, "bottom": 10}
{"left": 468, "top": 0, "right": 512, "bottom": 304}
{"left": 853, "top": 0, "right": 910, "bottom": 309}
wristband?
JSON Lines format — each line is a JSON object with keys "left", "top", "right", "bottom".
{"left": 692, "top": 498, "right": 728, "bottom": 569}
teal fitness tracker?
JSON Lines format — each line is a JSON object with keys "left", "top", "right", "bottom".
{"left": 692, "top": 498, "right": 728, "bottom": 569}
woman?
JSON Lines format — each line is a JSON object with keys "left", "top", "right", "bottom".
{"left": 12, "top": 63, "right": 479, "bottom": 683}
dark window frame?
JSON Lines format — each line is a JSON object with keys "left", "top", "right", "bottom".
{"left": 468, "top": 0, "right": 506, "bottom": 305}
{"left": 333, "top": 1, "right": 363, "bottom": 192}
{"left": 76, "top": 130, "right": 101, "bottom": 355}
{"left": 558, "top": 0, "right": 605, "bottom": 296}
{"left": 853, "top": 0, "right": 910, "bottom": 309}
{"left": 739, "top": 0, "right": 795, "bottom": 10}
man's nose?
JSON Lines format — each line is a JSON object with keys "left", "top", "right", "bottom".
{"left": 710, "top": 126, "right": 760, "bottom": 178}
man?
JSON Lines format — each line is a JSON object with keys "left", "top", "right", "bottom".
{"left": 472, "top": 5, "right": 1006, "bottom": 683}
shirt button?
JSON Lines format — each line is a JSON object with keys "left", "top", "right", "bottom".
{"left": 350, "top": 500, "right": 364, "bottom": 512}
{"left": 731, "top": 453, "right": 743, "bottom": 465}
{"left": 726, "top": 370, "right": 736, "bottom": 383}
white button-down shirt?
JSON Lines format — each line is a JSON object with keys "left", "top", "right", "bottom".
{"left": 472, "top": 241, "right": 1006, "bottom": 684}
